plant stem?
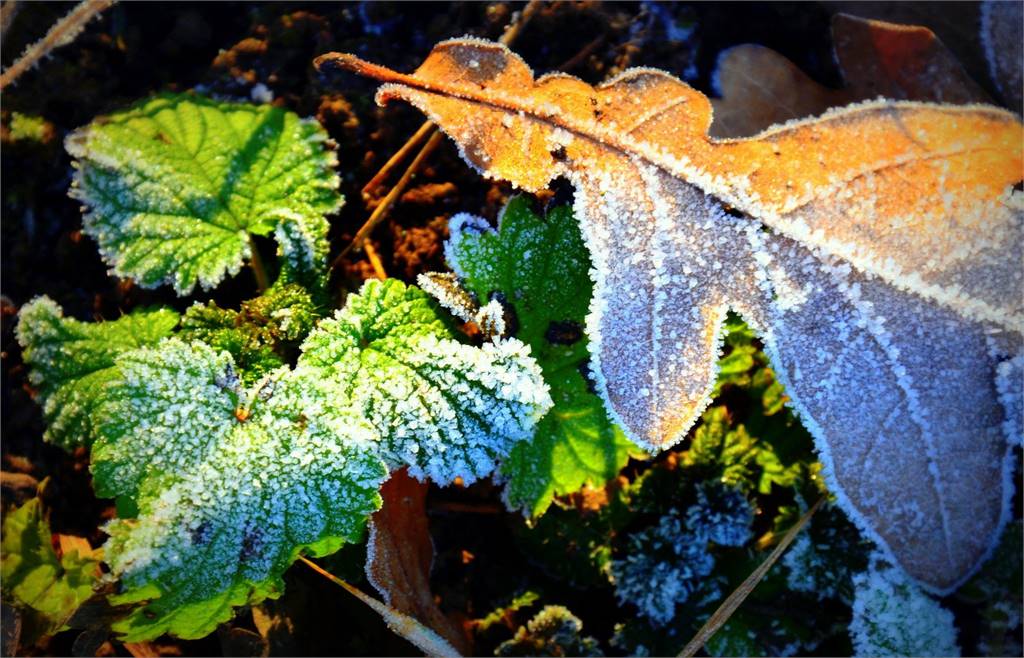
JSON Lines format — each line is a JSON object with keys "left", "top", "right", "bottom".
{"left": 678, "top": 496, "right": 825, "bottom": 658}
{"left": 299, "top": 556, "right": 461, "bottom": 657}
{"left": 249, "top": 235, "right": 269, "bottom": 292}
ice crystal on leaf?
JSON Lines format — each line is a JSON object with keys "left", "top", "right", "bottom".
{"left": 91, "top": 339, "right": 387, "bottom": 641}
{"left": 65, "top": 93, "right": 341, "bottom": 295}
{"left": 850, "top": 558, "right": 960, "bottom": 657}
{"left": 610, "top": 511, "right": 715, "bottom": 626}
{"left": 441, "top": 197, "right": 640, "bottom": 516}
{"left": 298, "top": 278, "right": 552, "bottom": 484}
{"left": 685, "top": 480, "right": 753, "bottom": 547}
{"left": 321, "top": 39, "right": 1023, "bottom": 592}
{"left": 15, "top": 297, "right": 179, "bottom": 448}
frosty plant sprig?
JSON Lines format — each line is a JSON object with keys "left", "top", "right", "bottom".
{"left": 17, "top": 90, "right": 554, "bottom": 641}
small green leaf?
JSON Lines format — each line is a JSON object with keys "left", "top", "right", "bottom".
{"left": 1, "top": 499, "right": 100, "bottom": 636}
{"left": 16, "top": 296, "right": 179, "bottom": 448}
{"left": 179, "top": 283, "right": 321, "bottom": 384}
{"left": 495, "top": 605, "right": 602, "bottom": 657}
{"left": 92, "top": 339, "right": 388, "bottom": 640}
{"left": 298, "top": 278, "right": 553, "bottom": 485}
{"left": 66, "top": 93, "right": 341, "bottom": 295}
{"left": 443, "top": 197, "right": 640, "bottom": 516}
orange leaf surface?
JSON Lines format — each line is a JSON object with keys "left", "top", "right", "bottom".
{"left": 316, "top": 37, "right": 1022, "bottom": 593}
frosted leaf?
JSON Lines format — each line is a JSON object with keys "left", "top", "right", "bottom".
{"left": 685, "top": 480, "right": 753, "bottom": 547}
{"left": 495, "top": 605, "right": 602, "bottom": 657}
{"left": 995, "top": 353, "right": 1023, "bottom": 446}
{"left": 92, "top": 339, "right": 387, "bottom": 640}
{"left": 66, "top": 94, "right": 342, "bottom": 295}
{"left": 610, "top": 511, "right": 715, "bottom": 626}
{"left": 298, "top": 278, "right": 552, "bottom": 485}
{"left": 980, "top": 0, "right": 1023, "bottom": 111}
{"left": 760, "top": 235, "right": 1018, "bottom": 591}
{"left": 324, "top": 39, "right": 1024, "bottom": 592}
{"left": 850, "top": 557, "right": 960, "bottom": 657}
{"left": 15, "top": 296, "right": 179, "bottom": 448}
{"left": 443, "top": 197, "right": 639, "bottom": 516}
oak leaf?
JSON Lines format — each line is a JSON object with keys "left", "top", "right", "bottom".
{"left": 315, "top": 38, "right": 1023, "bottom": 593}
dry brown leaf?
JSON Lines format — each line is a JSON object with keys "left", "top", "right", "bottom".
{"left": 316, "top": 36, "right": 1022, "bottom": 594}
{"left": 366, "top": 469, "right": 470, "bottom": 654}
{"left": 711, "top": 13, "right": 989, "bottom": 138}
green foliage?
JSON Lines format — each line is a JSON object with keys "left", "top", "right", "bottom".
{"left": 298, "top": 278, "right": 552, "bottom": 485}
{"left": 179, "top": 283, "right": 321, "bottom": 384}
{"left": 957, "top": 520, "right": 1023, "bottom": 656}
{"left": 495, "top": 605, "right": 602, "bottom": 657}
{"left": 15, "top": 297, "right": 179, "bottom": 448}
{"left": 8, "top": 113, "right": 52, "bottom": 142}
{"left": 66, "top": 93, "right": 341, "bottom": 295}
{"left": 91, "top": 339, "right": 387, "bottom": 640}
{"left": 443, "top": 197, "right": 640, "bottom": 516}
{"left": 1, "top": 499, "right": 101, "bottom": 638}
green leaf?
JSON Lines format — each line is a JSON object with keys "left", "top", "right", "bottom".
{"left": 15, "top": 296, "right": 179, "bottom": 448}
{"left": 495, "top": 605, "right": 602, "bottom": 657}
{"left": 66, "top": 93, "right": 341, "bottom": 295}
{"left": 1, "top": 498, "right": 100, "bottom": 636}
{"left": 92, "top": 339, "right": 388, "bottom": 640}
{"left": 179, "top": 283, "right": 321, "bottom": 384}
{"left": 298, "top": 278, "right": 553, "bottom": 485}
{"left": 442, "top": 197, "right": 640, "bottom": 516}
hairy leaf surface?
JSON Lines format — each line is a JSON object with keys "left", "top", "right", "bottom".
{"left": 16, "top": 297, "right": 179, "bottom": 448}
{"left": 320, "top": 40, "right": 1023, "bottom": 591}
{"left": 298, "top": 278, "right": 553, "bottom": 485}
{"left": 66, "top": 94, "right": 341, "bottom": 294}
{"left": 92, "top": 339, "right": 388, "bottom": 640}
{"left": 441, "top": 197, "right": 639, "bottom": 516}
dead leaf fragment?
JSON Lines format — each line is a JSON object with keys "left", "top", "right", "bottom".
{"left": 711, "top": 13, "right": 989, "bottom": 137}
{"left": 317, "top": 36, "right": 1022, "bottom": 594}
{"left": 366, "top": 469, "right": 470, "bottom": 654}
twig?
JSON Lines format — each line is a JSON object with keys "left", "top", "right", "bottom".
{"left": 330, "top": 129, "right": 444, "bottom": 267}
{"left": 0, "top": 0, "right": 116, "bottom": 90}
{"left": 555, "top": 33, "right": 605, "bottom": 72}
{"left": 299, "top": 556, "right": 461, "bottom": 657}
{"left": 678, "top": 496, "right": 825, "bottom": 658}
{"left": 363, "top": 240, "right": 387, "bottom": 280}
{"left": 361, "top": 120, "right": 434, "bottom": 200}
{"left": 248, "top": 235, "right": 269, "bottom": 292}
{"left": 328, "top": 0, "right": 543, "bottom": 270}
{"left": 0, "top": 0, "right": 20, "bottom": 40}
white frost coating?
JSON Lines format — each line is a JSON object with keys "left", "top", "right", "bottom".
{"left": 849, "top": 557, "right": 960, "bottom": 657}
{"left": 609, "top": 511, "right": 716, "bottom": 626}
{"left": 444, "top": 212, "right": 493, "bottom": 279}
{"left": 996, "top": 353, "right": 1023, "bottom": 446}
{"left": 475, "top": 298, "right": 507, "bottom": 337}
{"left": 298, "top": 279, "right": 552, "bottom": 485}
{"left": 416, "top": 271, "right": 478, "bottom": 323}
{"left": 95, "top": 339, "right": 387, "bottom": 608}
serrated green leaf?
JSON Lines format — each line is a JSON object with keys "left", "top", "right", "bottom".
{"left": 15, "top": 297, "right": 179, "bottom": 448}
{"left": 66, "top": 93, "right": 341, "bottom": 295}
{"left": 298, "top": 278, "right": 553, "bottom": 485}
{"left": 443, "top": 197, "right": 640, "bottom": 516}
{"left": 1, "top": 499, "right": 101, "bottom": 636}
{"left": 91, "top": 339, "right": 388, "bottom": 640}
{"left": 179, "top": 283, "right": 321, "bottom": 384}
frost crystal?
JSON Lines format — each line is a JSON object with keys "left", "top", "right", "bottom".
{"left": 298, "top": 278, "right": 552, "bottom": 484}
{"left": 610, "top": 511, "right": 714, "bottom": 626}
{"left": 66, "top": 93, "right": 342, "bottom": 295}
{"left": 16, "top": 297, "right": 179, "bottom": 448}
{"left": 850, "top": 558, "right": 960, "bottom": 657}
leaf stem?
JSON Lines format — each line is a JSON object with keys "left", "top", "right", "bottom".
{"left": 299, "top": 556, "right": 461, "bottom": 657}
{"left": 678, "top": 496, "right": 825, "bottom": 658}
{"left": 248, "top": 235, "right": 269, "bottom": 292}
